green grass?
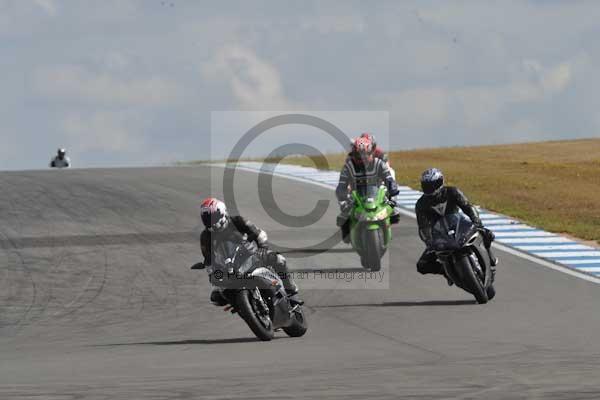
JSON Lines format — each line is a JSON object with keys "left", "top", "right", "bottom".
{"left": 267, "top": 138, "right": 600, "bottom": 245}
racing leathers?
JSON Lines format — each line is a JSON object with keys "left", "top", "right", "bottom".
{"left": 198, "top": 215, "right": 300, "bottom": 305}
{"left": 50, "top": 156, "right": 71, "bottom": 168}
{"left": 335, "top": 157, "right": 400, "bottom": 242}
{"left": 344, "top": 146, "right": 395, "bottom": 180}
{"left": 415, "top": 186, "right": 497, "bottom": 277}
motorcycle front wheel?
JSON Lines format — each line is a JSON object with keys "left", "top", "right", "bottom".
{"left": 455, "top": 255, "right": 488, "bottom": 304}
{"left": 364, "top": 228, "right": 384, "bottom": 271}
{"left": 236, "top": 290, "right": 275, "bottom": 341}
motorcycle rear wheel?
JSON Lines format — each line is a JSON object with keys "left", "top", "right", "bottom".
{"left": 283, "top": 307, "right": 308, "bottom": 337}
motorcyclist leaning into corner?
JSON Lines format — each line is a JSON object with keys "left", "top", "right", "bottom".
{"left": 50, "top": 148, "right": 71, "bottom": 168}
{"left": 336, "top": 135, "right": 401, "bottom": 243}
{"left": 415, "top": 168, "right": 498, "bottom": 285}
{"left": 191, "top": 197, "right": 303, "bottom": 306}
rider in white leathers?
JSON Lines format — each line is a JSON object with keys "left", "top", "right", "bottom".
{"left": 50, "top": 148, "right": 71, "bottom": 168}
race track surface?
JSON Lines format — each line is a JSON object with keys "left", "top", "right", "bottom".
{"left": 1, "top": 165, "right": 599, "bottom": 400}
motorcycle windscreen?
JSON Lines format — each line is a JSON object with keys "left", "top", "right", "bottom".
{"left": 431, "top": 213, "right": 475, "bottom": 250}
{"left": 356, "top": 183, "right": 379, "bottom": 198}
{"left": 213, "top": 239, "right": 254, "bottom": 269}
{"left": 356, "top": 184, "right": 383, "bottom": 211}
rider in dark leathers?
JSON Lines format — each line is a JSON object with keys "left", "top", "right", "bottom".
{"left": 415, "top": 168, "right": 498, "bottom": 284}
{"left": 192, "top": 198, "right": 302, "bottom": 306}
{"left": 336, "top": 136, "right": 400, "bottom": 242}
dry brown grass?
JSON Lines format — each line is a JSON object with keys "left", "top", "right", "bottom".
{"left": 273, "top": 138, "right": 600, "bottom": 244}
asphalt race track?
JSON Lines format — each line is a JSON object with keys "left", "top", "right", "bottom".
{"left": 1, "top": 165, "right": 599, "bottom": 399}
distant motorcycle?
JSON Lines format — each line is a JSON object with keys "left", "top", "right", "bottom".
{"left": 348, "top": 184, "right": 397, "bottom": 271}
{"left": 204, "top": 241, "right": 307, "bottom": 341}
{"left": 431, "top": 213, "right": 496, "bottom": 304}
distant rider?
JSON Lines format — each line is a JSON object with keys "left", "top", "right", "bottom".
{"left": 50, "top": 148, "right": 71, "bottom": 168}
{"left": 336, "top": 136, "right": 400, "bottom": 243}
{"left": 415, "top": 168, "right": 498, "bottom": 285}
{"left": 191, "top": 197, "right": 303, "bottom": 306}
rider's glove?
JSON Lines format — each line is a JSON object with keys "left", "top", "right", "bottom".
{"left": 387, "top": 198, "right": 397, "bottom": 208}
{"left": 256, "top": 230, "right": 268, "bottom": 247}
{"left": 256, "top": 247, "right": 270, "bottom": 263}
{"left": 339, "top": 200, "right": 352, "bottom": 213}
{"left": 482, "top": 227, "right": 495, "bottom": 242}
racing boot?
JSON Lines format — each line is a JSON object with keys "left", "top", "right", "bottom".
{"left": 272, "top": 253, "right": 304, "bottom": 306}
{"left": 388, "top": 199, "right": 401, "bottom": 224}
{"left": 210, "top": 288, "right": 228, "bottom": 306}
{"left": 488, "top": 246, "right": 499, "bottom": 267}
{"left": 286, "top": 289, "right": 304, "bottom": 307}
{"left": 190, "top": 262, "right": 205, "bottom": 270}
{"left": 482, "top": 228, "right": 499, "bottom": 267}
{"left": 418, "top": 250, "right": 452, "bottom": 285}
{"left": 487, "top": 246, "right": 498, "bottom": 284}
{"left": 337, "top": 201, "right": 352, "bottom": 244}
{"left": 340, "top": 219, "right": 351, "bottom": 244}
{"left": 337, "top": 215, "right": 351, "bottom": 244}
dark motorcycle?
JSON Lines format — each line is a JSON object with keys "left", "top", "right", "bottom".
{"left": 431, "top": 213, "right": 496, "bottom": 304}
{"left": 202, "top": 240, "right": 307, "bottom": 341}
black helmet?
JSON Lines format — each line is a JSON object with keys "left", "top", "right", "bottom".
{"left": 421, "top": 168, "right": 444, "bottom": 195}
{"left": 57, "top": 148, "right": 66, "bottom": 158}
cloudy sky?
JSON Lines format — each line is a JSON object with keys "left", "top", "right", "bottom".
{"left": 1, "top": 0, "right": 600, "bottom": 170}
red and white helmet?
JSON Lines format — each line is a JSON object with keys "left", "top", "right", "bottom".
{"left": 351, "top": 136, "right": 374, "bottom": 165}
{"left": 359, "top": 132, "right": 376, "bottom": 148}
{"left": 200, "top": 197, "right": 229, "bottom": 232}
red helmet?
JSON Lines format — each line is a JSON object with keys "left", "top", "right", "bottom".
{"left": 200, "top": 197, "right": 229, "bottom": 232}
{"left": 351, "top": 136, "right": 374, "bottom": 165}
{"left": 359, "top": 132, "right": 376, "bottom": 148}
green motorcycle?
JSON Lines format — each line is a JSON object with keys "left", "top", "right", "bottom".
{"left": 348, "top": 185, "right": 397, "bottom": 271}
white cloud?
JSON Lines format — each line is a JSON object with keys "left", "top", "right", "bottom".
{"left": 202, "top": 44, "right": 292, "bottom": 109}
{"left": 301, "top": 14, "right": 365, "bottom": 34}
{"left": 32, "top": 64, "right": 183, "bottom": 107}
{"left": 62, "top": 111, "right": 145, "bottom": 153}
{"left": 3, "top": 2, "right": 600, "bottom": 169}
{"left": 103, "top": 51, "right": 131, "bottom": 71}
{"left": 374, "top": 88, "right": 449, "bottom": 129}
{"left": 374, "top": 58, "right": 576, "bottom": 139}
{"left": 33, "top": 0, "right": 57, "bottom": 16}
{"left": 461, "top": 60, "right": 573, "bottom": 124}
{"left": 541, "top": 62, "right": 572, "bottom": 93}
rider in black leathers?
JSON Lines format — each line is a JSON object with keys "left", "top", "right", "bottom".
{"left": 191, "top": 197, "right": 302, "bottom": 306}
{"left": 415, "top": 168, "right": 498, "bottom": 284}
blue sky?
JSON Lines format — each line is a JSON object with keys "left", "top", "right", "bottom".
{"left": 1, "top": 0, "right": 599, "bottom": 170}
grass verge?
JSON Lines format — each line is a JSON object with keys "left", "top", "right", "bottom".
{"left": 266, "top": 138, "right": 600, "bottom": 245}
